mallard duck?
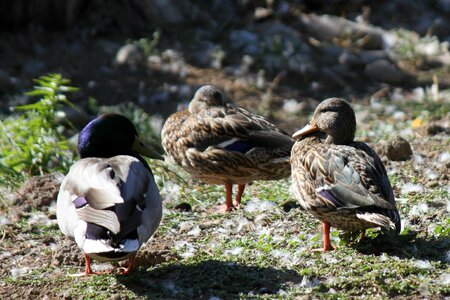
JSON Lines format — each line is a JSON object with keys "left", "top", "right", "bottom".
{"left": 161, "top": 85, "right": 294, "bottom": 211}
{"left": 291, "top": 98, "right": 401, "bottom": 251}
{"left": 57, "top": 114, "right": 164, "bottom": 275}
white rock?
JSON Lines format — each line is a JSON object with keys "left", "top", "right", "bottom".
{"left": 299, "top": 276, "right": 320, "bottom": 288}
{"left": 225, "top": 247, "right": 244, "bottom": 256}
{"left": 410, "top": 203, "right": 429, "bottom": 216}
{"left": 235, "top": 217, "right": 254, "bottom": 233}
{"left": 438, "top": 152, "right": 450, "bottom": 163}
{"left": 392, "top": 111, "right": 406, "bottom": 120}
{"left": 244, "top": 198, "right": 276, "bottom": 213}
{"left": 412, "top": 87, "right": 425, "bottom": 102}
{"left": 10, "top": 267, "right": 31, "bottom": 279}
{"left": 416, "top": 40, "right": 442, "bottom": 56}
{"left": 179, "top": 221, "right": 194, "bottom": 233}
{"left": 401, "top": 183, "right": 424, "bottom": 194}
{"left": 162, "top": 180, "right": 181, "bottom": 201}
{"left": 399, "top": 128, "right": 414, "bottom": 137}
{"left": 187, "top": 225, "right": 201, "bottom": 237}
{"left": 115, "top": 44, "right": 143, "bottom": 66}
{"left": 439, "top": 273, "right": 450, "bottom": 285}
{"left": 384, "top": 105, "right": 397, "bottom": 115}
{"left": 283, "top": 99, "right": 302, "bottom": 114}
{"left": 92, "top": 263, "right": 112, "bottom": 272}
{"left": 174, "top": 241, "right": 196, "bottom": 258}
{"left": 425, "top": 169, "right": 438, "bottom": 180}
{"left": 413, "top": 259, "right": 433, "bottom": 269}
{"left": 28, "top": 212, "right": 53, "bottom": 226}
{"left": 413, "top": 154, "right": 425, "bottom": 165}
{"left": 256, "top": 227, "right": 272, "bottom": 237}
{"left": 0, "top": 251, "right": 12, "bottom": 260}
{"left": 390, "top": 88, "right": 404, "bottom": 102}
{"left": 0, "top": 215, "right": 11, "bottom": 226}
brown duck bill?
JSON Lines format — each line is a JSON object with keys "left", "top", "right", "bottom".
{"left": 292, "top": 122, "right": 319, "bottom": 140}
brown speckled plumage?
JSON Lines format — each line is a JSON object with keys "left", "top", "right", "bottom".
{"left": 291, "top": 98, "right": 401, "bottom": 250}
{"left": 162, "top": 85, "right": 294, "bottom": 210}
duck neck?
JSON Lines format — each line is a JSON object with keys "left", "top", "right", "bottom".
{"left": 324, "top": 134, "right": 354, "bottom": 145}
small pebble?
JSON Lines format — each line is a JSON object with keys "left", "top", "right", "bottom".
{"left": 174, "top": 202, "right": 192, "bottom": 212}
{"left": 377, "top": 137, "right": 413, "bottom": 161}
{"left": 280, "top": 200, "right": 301, "bottom": 212}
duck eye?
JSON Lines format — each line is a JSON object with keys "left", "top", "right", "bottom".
{"left": 109, "top": 169, "right": 115, "bottom": 179}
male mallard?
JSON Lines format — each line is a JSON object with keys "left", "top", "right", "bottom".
{"left": 291, "top": 98, "right": 401, "bottom": 251}
{"left": 161, "top": 85, "right": 294, "bottom": 211}
{"left": 57, "top": 114, "right": 164, "bottom": 275}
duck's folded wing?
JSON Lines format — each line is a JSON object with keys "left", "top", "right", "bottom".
{"left": 191, "top": 107, "right": 293, "bottom": 153}
{"left": 65, "top": 157, "right": 149, "bottom": 237}
{"left": 108, "top": 157, "right": 156, "bottom": 242}
{"left": 352, "top": 142, "right": 396, "bottom": 206}
{"left": 307, "top": 146, "right": 396, "bottom": 210}
{"left": 75, "top": 201, "right": 121, "bottom": 234}
{"left": 108, "top": 157, "right": 150, "bottom": 208}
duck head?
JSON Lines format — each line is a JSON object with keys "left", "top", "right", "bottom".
{"left": 78, "top": 114, "right": 164, "bottom": 160}
{"left": 188, "top": 85, "right": 225, "bottom": 113}
{"left": 292, "top": 98, "right": 356, "bottom": 145}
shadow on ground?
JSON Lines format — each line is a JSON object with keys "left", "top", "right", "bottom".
{"left": 117, "top": 259, "right": 302, "bottom": 299}
{"left": 350, "top": 231, "right": 450, "bottom": 263}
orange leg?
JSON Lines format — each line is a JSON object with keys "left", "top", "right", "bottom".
{"left": 234, "top": 184, "right": 246, "bottom": 206}
{"left": 224, "top": 183, "right": 235, "bottom": 211}
{"left": 85, "top": 253, "right": 95, "bottom": 274}
{"left": 213, "top": 183, "right": 236, "bottom": 212}
{"left": 119, "top": 255, "right": 136, "bottom": 275}
{"left": 322, "top": 222, "right": 334, "bottom": 252}
{"left": 69, "top": 253, "right": 96, "bottom": 276}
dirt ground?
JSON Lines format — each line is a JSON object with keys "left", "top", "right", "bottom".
{"left": 1, "top": 1, "right": 449, "bottom": 299}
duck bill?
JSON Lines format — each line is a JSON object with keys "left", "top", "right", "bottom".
{"left": 292, "top": 122, "right": 319, "bottom": 140}
{"left": 132, "top": 136, "right": 164, "bottom": 160}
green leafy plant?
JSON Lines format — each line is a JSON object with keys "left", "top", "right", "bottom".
{"left": 134, "top": 29, "right": 161, "bottom": 57}
{"left": 0, "top": 74, "right": 78, "bottom": 186}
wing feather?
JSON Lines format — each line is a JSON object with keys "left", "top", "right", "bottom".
{"left": 306, "top": 144, "right": 396, "bottom": 210}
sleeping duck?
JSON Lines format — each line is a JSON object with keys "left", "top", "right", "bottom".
{"left": 57, "top": 114, "right": 163, "bottom": 275}
{"left": 290, "top": 98, "right": 401, "bottom": 251}
{"left": 161, "top": 85, "right": 294, "bottom": 211}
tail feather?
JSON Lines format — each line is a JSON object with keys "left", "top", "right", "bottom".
{"left": 356, "top": 208, "right": 401, "bottom": 232}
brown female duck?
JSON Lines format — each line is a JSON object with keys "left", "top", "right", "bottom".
{"left": 291, "top": 98, "right": 401, "bottom": 251}
{"left": 162, "top": 85, "right": 294, "bottom": 211}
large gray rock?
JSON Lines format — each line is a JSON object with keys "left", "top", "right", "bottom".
{"left": 298, "top": 13, "right": 392, "bottom": 50}
{"left": 229, "top": 30, "right": 260, "bottom": 55}
{"left": 129, "top": 0, "right": 186, "bottom": 24}
{"left": 375, "top": 137, "right": 413, "bottom": 161}
{"left": 364, "top": 59, "right": 408, "bottom": 84}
